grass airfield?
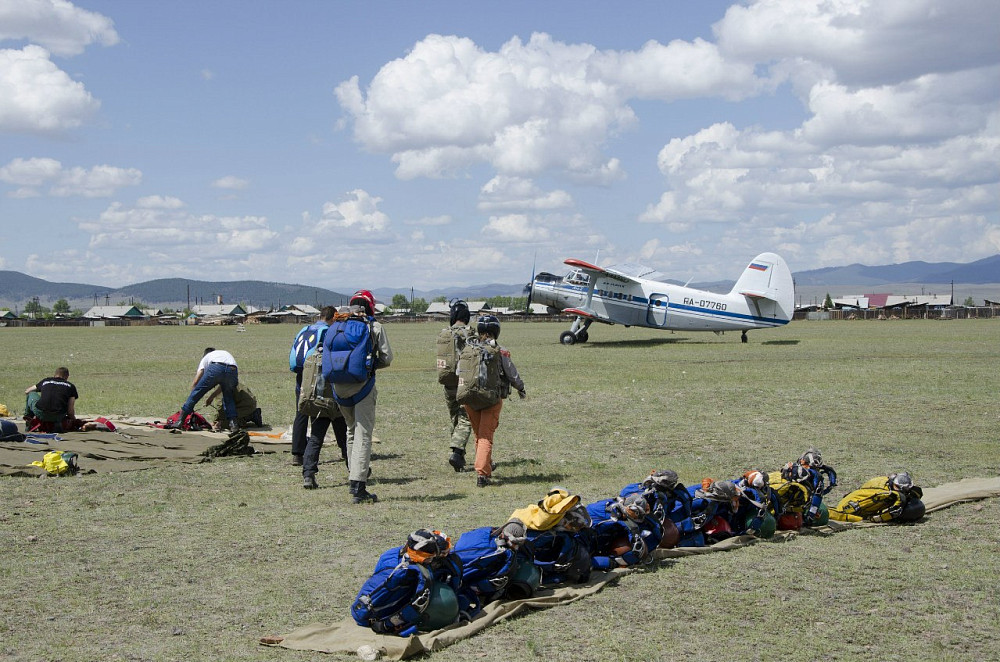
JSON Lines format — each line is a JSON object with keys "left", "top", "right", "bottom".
{"left": 1, "top": 319, "right": 998, "bottom": 661}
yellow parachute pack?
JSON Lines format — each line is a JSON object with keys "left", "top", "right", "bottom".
{"left": 30, "top": 450, "right": 80, "bottom": 476}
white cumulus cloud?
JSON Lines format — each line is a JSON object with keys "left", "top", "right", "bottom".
{"left": 212, "top": 175, "right": 248, "bottom": 190}
{"left": 0, "top": 45, "right": 99, "bottom": 134}
{"left": 0, "top": 157, "right": 141, "bottom": 197}
{"left": 478, "top": 176, "right": 573, "bottom": 212}
{"left": 0, "top": 0, "right": 118, "bottom": 57}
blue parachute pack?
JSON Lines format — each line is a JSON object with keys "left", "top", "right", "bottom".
{"left": 322, "top": 315, "right": 376, "bottom": 406}
{"left": 351, "top": 546, "right": 465, "bottom": 637}
{"left": 288, "top": 320, "right": 328, "bottom": 372}
{"left": 452, "top": 527, "right": 519, "bottom": 604}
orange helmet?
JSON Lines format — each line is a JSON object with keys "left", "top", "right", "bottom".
{"left": 404, "top": 529, "right": 452, "bottom": 565}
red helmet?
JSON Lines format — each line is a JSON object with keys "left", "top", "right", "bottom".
{"left": 350, "top": 289, "right": 376, "bottom": 315}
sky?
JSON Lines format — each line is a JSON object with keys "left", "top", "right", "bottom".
{"left": 1, "top": 0, "right": 998, "bottom": 292}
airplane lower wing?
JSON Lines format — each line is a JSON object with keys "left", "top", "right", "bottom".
{"left": 562, "top": 307, "right": 616, "bottom": 325}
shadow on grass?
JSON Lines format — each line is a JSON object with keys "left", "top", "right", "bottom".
{"left": 375, "top": 476, "right": 418, "bottom": 486}
{"left": 371, "top": 452, "right": 403, "bottom": 461}
{"left": 499, "top": 457, "right": 543, "bottom": 468}
{"left": 394, "top": 492, "right": 466, "bottom": 503}
{"left": 760, "top": 339, "right": 800, "bottom": 346}
{"left": 501, "top": 472, "right": 569, "bottom": 484}
{"left": 587, "top": 337, "right": 691, "bottom": 348}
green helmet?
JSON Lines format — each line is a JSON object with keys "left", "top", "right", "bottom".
{"left": 505, "top": 560, "right": 541, "bottom": 600}
{"left": 814, "top": 502, "right": 830, "bottom": 526}
{"left": 755, "top": 513, "right": 777, "bottom": 539}
{"left": 418, "top": 582, "right": 459, "bottom": 631}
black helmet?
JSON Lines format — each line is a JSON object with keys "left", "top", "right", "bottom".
{"left": 449, "top": 299, "right": 470, "bottom": 325}
{"left": 477, "top": 315, "right": 501, "bottom": 339}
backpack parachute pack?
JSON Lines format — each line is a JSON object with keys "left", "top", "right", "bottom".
{"left": 0, "top": 419, "right": 26, "bottom": 442}
{"left": 435, "top": 326, "right": 469, "bottom": 386}
{"left": 298, "top": 347, "right": 340, "bottom": 419}
{"left": 456, "top": 339, "right": 502, "bottom": 411}
{"left": 289, "top": 323, "right": 327, "bottom": 372}
{"left": 31, "top": 450, "right": 79, "bottom": 476}
{"left": 164, "top": 411, "right": 212, "bottom": 431}
{"left": 322, "top": 315, "right": 376, "bottom": 407}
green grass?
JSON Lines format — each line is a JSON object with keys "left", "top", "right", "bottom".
{"left": 1, "top": 319, "right": 998, "bottom": 661}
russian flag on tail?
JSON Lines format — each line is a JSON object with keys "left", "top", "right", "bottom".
{"left": 749, "top": 262, "right": 769, "bottom": 272}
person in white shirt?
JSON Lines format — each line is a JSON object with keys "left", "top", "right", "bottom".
{"left": 168, "top": 348, "right": 239, "bottom": 431}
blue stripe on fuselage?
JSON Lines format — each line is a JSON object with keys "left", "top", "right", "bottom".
{"left": 534, "top": 282, "right": 788, "bottom": 327}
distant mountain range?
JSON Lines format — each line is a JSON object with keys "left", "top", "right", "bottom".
{"left": 1, "top": 254, "right": 997, "bottom": 310}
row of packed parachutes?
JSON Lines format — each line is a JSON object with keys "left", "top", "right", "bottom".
{"left": 351, "top": 447, "right": 925, "bottom": 636}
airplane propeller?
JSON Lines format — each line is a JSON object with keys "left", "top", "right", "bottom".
{"left": 523, "top": 253, "right": 536, "bottom": 312}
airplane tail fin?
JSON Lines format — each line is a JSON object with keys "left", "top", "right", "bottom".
{"left": 730, "top": 253, "right": 795, "bottom": 322}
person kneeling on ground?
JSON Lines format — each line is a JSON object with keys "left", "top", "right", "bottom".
{"left": 24, "top": 367, "right": 79, "bottom": 432}
{"left": 351, "top": 529, "right": 475, "bottom": 637}
{"left": 829, "top": 472, "right": 925, "bottom": 523}
{"left": 206, "top": 381, "right": 262, "bottom": 431}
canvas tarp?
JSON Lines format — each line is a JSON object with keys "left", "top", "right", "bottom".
{"left": 0, "top": 416, "right": 289, "bottom": 477}
{"left": 265, "top": 476, "right": 1000, "bottom": 659}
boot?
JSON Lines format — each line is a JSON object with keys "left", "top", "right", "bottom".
{"left": 448, "top": 450, "right": 466, "bottom": 472}
{"left": 228, "top": 420, "right": 240, "bottom": 433}
{"left": 291, "top": 454, "right": 303, "bottom": 466}
{"left": 303, "top": 475, "right": 317, "bottom": 490}
{"left": 352, "top": 481, "right": 378, "bottom": 504}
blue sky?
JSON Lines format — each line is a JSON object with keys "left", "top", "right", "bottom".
{"left": 1, "top": 0, "right": 998, "bottom": 291}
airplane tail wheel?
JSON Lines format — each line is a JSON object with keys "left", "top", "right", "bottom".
{"left": 577, "top": 331, "right": 589, "bottom": 343}
{"left": 559, "top": 331, "right": 577, "bottom": 345}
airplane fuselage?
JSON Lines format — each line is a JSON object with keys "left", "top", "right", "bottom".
{"left": 532, "top": 272, "right": 789, "bottom": 332}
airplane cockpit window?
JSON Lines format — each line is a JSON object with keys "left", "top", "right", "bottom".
{"left": 565, "top": 270, "right": 590, "bottom": 285}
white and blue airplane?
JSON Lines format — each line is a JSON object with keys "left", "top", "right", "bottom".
{"left": 526, "top": 252, "right": 795, "bottom": 344}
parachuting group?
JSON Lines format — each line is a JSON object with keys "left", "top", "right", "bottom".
{"left": 351, "top": 448, "right": 925, "bottom": 636}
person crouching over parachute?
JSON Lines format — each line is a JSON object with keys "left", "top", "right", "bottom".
{"left": 829, "top": 472, "right": 925, "bottom": 523}
{"left": 351, "top": 529, "right": 475, "bottom": 637}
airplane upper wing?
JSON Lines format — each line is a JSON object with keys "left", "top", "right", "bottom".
{"left": 563, "top": 259, "right": 637, "bottom": 284}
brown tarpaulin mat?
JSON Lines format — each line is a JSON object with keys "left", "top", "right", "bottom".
{"left": 266, "top": 476, "right": 1000, "bottom": 659}
{"left": 0, "top": 416, "right": 279, "bottom": 477}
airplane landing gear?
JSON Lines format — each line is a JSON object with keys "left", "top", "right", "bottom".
{"left": 560, "top": 317, "right": 591, "bottom": 345}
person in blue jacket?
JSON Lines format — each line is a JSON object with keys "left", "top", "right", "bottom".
{"left": 527, "top": 504, "right": 594, "bottom": 586}
{"left": 453, "top": 520, "right": 533, "bottom": 605}
{"left": 288, "top": 306, "right": 337, "bottom": 466}
{"left": 587, "top": 494, "right": 663, "bottom": 569}
{"left": 352, "top": 529, "right": 475, "bottom": 636}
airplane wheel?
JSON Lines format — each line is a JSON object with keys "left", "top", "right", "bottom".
{"left": 577, "top": 331, "right": 589, "bottom": 343}
{"left": 560, "top": 331, "right": 577, "bottom": 345}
